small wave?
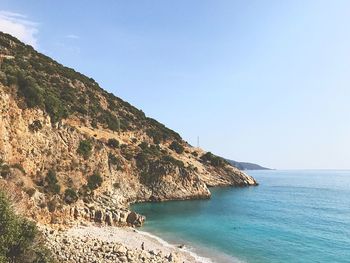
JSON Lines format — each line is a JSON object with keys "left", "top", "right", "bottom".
{"left": 136, "top": 229, "right": 245, "bottom": 263}
{"left": 178, "top": 246, "right": 215, "bottom": 263}
{"left": 184, "top": 245, "right": 246, "bottom": 263}
{"left": 136, "top": 229, "right": 214, "bottom": 263}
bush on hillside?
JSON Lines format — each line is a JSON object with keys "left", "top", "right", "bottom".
{"left": 107, "top": 138, "right": 119, "bottom": 148}
{"left": 110, "top": 155, "right": 124, "bottom": 171}
{"left": 28, "top": 120, "right": 43, "bottom": 132}
{"left": 108, "top": 153, "right": 123, "bottom": 168}
{"left": 17, "top": 74, "right": 44, "bottom": 108}
{"left": 135, "top": 152, "right": 149, "bottom": 170}
{"left": 146, "top": 128, "right": 162, "bottom": 144}
{"left": 98, "top": 111, "right": 121, "bottom": 131}
{"left": 191, "top": 151, "right": 199, "bottom": 157}
{"left": 0, "top": 191, "right": 55, "bottom": 263}
{"left": 0, "top": 164, "right": 11, "bottom": 178}
{"left": 87, "top": 172, "right": 103, "bottom": 191}
{"left": 44, "top": 91, "right": 67, "bottom": 123}
{"left": 169, "top": 141, "right": 185, "bottom": 154}
{"left": 138, "top": 141, "right": 148, "bottom": 150}
{"left": 64, "top": 188, "right": 78, "bottom": 204}
{"left": 120, "top": 146, "right": 134, "bottom": 161}
{"left": 77, "top": 140, "right": 93, "bottom": 159}
{"left": 45, "top": 169, "right": 61, "bottom": 194}
{"left": 200, "top": 152, "right": 227, "bottom": 167}
{"left": 162, "top": 155, "right": 184, "bottom": 168}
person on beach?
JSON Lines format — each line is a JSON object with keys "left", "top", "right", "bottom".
{"left": 141, "top": 242, "right": 145, "bottom": 250}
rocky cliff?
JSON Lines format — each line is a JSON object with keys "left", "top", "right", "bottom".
{"left": 0, "top": 31, "right": 257, "bottom": 227}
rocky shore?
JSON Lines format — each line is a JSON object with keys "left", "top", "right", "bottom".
{"left": 42, "top": 225, "right": 208, "bottom": 263}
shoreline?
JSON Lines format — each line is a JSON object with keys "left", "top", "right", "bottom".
{"left": 42, "top": 224, "right": 216, "bottom": 263}
{"left": 68, "top": 225, "right": 209, "bottom": 262}
{"left": 134, "top": 229, "right": 215, "bottom": 263}
{"left": 136, "top": 227, "right": 245, "bottom": 263}
{"left": 42, "top": 224, "right": 243, "bottom": 263}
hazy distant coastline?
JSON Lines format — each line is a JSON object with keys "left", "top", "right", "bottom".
{"left": 226, "top": 159, "right": 271, "bottom": 170}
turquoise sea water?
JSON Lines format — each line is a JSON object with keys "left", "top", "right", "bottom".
{"left": 132, "top": 170, "right": 350, "bottom": 263}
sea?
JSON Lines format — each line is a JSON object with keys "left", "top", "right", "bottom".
{"left": 132, "top": 170, "right": 350, "bottom": 263}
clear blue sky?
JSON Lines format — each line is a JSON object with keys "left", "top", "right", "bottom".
{"left": 1, "top": 0, "right": 350, "bottom": 169}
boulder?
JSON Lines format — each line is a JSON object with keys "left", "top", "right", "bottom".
{"left": 105, "top": 211, "right": 112, "bottom": 226}
{"left": 94, "top": 210, "right": 104, "bottom": 223}
{"left": 126, "top": 211, "right": 145, "bottom": 227}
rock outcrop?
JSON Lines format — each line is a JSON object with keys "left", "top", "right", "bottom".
{"left": 68, "top": 204, "right": 145, "bottom": 227}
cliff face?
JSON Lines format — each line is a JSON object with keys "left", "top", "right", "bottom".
{"left": 0, "top": 32, "right": 257, "bottom": 226}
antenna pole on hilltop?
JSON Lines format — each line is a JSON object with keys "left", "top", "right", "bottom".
{"left": 197, "top": 136, "right": 200, "bottom": 148}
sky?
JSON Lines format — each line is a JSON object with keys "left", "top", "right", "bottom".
{"left": 0, "top": 0, "right": 349, "bottom": 169}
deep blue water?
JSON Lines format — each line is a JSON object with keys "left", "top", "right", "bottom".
{"left": 132, "top": 170, "right": 350, "bottom": 263}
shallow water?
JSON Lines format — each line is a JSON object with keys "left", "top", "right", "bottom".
{"left": 132, "top": 170, "right": 350, "bottom": 263}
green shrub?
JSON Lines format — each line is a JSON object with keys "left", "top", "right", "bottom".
{"left": 149, "top": 144, "right": 161, "bottom": 154}
{"left": 138, "top": 142, "right": 161, "bottom": 157}
{"left": 146, "top": 118, "right": 181, "bottom": 142}
{"left": 87, "top": 172, "right": 103, "bottom": 190}
{"left": 135, "top": 152, "right": 149, "bottom": 170}
{"left": 17, "top": 74, "right": 44, "bottom": 108}
{"left": 121, "top": 146, "right": 134, "bottom": 161}
{"left": 0, "top": 190, "right": 55, "bottom": 263}
{"left": 98, "top": 111, "right": 121, "bottom": 131}
{"left": 107, "top": 138, "right": 119, "bottom": 148}
{"left": 162, "top": 155, "right": 184, "bottom": 168}
{"left": 28, "top": 120, "right": 42, "bottom": 132}
{"left": 45, "top": 169, "right": 60, "bottom": 194}
{"left": 200, "top": 152, "right": 227, "bottom": 167}
{"left": 146, "top": 128, "right": 162, "bottom": 144}
{"left": 0, "top": 164, "right": 11, "bottom": 178}
{"left": 77, "top": 139, "right": 93, "bottom": 159}
{"left": 60, "top": 85, "right": 76, "bottom": 105}
{"left": 108, "top": 153, "right": 120, "bottom": 166}
{"left": 138, "top": 141, "right": 148, "bottom": 150}
{"left": 44, "top": 91, "right": 67, "bottom": 123}
{"left": 169, "top": 141, "right": 185, "bottom": 154}
{"left": 64, "top": 188, "right": 78, "bottom": 204}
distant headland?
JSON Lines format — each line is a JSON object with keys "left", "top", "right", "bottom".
{"left": 226, "top": 159, "right": 271, "bottom": 170}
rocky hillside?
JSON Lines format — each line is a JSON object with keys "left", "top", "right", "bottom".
{"left": 0, "top": 31, "right": 257, "bottom": 227}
